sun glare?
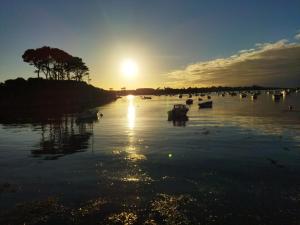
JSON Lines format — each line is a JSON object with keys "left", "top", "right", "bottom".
{"left": 121, "top": 58, "right": 138, "bottom": 78}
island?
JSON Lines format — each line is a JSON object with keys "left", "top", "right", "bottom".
{"left": 0, "top": 46, "right": 116, "bottom": 120}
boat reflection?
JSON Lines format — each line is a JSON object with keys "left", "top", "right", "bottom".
{"left": 172, "top": 120, "right": 187, "bottom": 127}
{"left": 31, "top": 116, "right": 94, "bottom": 160}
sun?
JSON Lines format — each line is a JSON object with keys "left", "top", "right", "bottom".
{"left": 121, "top": 58, "right": 138, "bottom": 78}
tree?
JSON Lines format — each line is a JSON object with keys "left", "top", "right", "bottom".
{"left": 22, "top": 49, "right": 43, "bottom": 78}
{"left": 22, "top": 46, "right": 90, "bottom": 82}
{"left": 66, "top": 57, "right": 89, "bottom": 81}
{"left": 50, "top": 48, "right": 72, "bottom": 80}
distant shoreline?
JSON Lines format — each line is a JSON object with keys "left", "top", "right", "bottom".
{"left": 111, "top": 86, "right": 297, "bottom": 96}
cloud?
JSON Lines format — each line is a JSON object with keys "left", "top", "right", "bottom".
{"left": 164, "top": 38, "right": 300, "bottom": 87}
{"left": 295, "top": 32, "right": 300, "bottom": 40}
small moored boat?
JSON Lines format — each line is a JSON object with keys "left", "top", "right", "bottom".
{"left": 76, "top": 109, "right": 99, "bottom": 122}
{"left": 240, "top": 93, "right": 247, "bottom": 98}
{"left": 199, "top": 101, "right": 213, "bottom": 108}
{"left": 168, "top": 104, "right": 189, "bottom": 121}
{"left": 281, "top": 90, "right": 290, "bottom": 97}
{"left": 251, "top": 93, "right": 258, "bottom": 100}
{"left": 142, "top": 96, "right": 152, "bottom": 99}
{"left": 186, "top": 99, "right": 193, "bottom": 105}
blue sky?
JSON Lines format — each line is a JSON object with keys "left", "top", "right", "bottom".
{"left": 0, "top": 0, "right": 300, "bottom": 88}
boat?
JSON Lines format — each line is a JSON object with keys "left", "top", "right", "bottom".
{"left": 221, "top": 93, "right": 225, "bottom": 97}
{"left": 199, "top": 101, "right": 213, "bottom": 108}
{"left": 198, "top": 97, "right": 203, "bottom": 101}
{"left": 179, "top": 94, "right": 183, "bottom": 98}
{"left": 251, "top": 93, "right": 258, "bottom": 100}
{"left": 240, "top": 93, "right": 247, "bottom": 98}
{"left": 142, "top": 96, "right": 152, "bottom": 99}
{"left": 207, "top": 95, "right": 211, "bottom": 99}
{"left": 281, "top": 90, "right": 290, "bottom": 97}
{"left": 76, "top": 109, "right": 99, "bottom": 122}
{"left": 168, "top": 104, "right": 189, "bottom": 121}
{"left": 186, "top": 99, "right": 193, "bottom": 105}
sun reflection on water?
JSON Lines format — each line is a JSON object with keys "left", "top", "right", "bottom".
{"left": 127, "top": 95, "right": 136, "bottom": 130}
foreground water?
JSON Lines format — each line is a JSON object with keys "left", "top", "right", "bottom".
{"left": 0, "top": 92, "right": 300, "bottom": 224}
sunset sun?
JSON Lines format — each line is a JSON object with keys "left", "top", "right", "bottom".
{"left": 121, "top": 58, "right": 138, "bottom": 78}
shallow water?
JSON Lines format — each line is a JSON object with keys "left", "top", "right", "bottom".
{"left": 1, "top": 92, "right": 300, "bottom": 224}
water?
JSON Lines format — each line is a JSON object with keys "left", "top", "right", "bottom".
{"left": 0, "top": 92, "right": 300, "bottom": 224}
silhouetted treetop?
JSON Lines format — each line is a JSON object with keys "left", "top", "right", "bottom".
{"left": 22, "top": 46, "right": 89, "bottom": 82}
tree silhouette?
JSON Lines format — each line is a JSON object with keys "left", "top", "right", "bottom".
{"left": 66, "top": 57, "right": 89, "bottom": 81}
{"left": 22, "top": 46, "right": 89, "bottom": 82}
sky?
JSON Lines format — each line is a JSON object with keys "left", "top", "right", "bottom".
{"left": 0, "top": 0, "right": 300, "bottom": 89}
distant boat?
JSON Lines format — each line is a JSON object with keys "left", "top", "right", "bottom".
{"left": 207, "top": 95, "right": 211, "bottom": 99}
{"left": 142, "top": 96, "right": 152, "bottom": 99}
{"left": 76, "top": 109, "right": 99, "bottom": 122}
{"left": 240, "top": 93, "right": 247, "bottom": 98}
{"left": 199, "top": 101, "right": 213, "bottom": 108}
{"left": 186, "top": 99, "right": 193, "bottom": 105}
{"left": 221, "top": 93, "right": 225, "bottom": 97}
{"left": 179, "top": 94, "right": 183, "bottom": 98}
{"left": 198, "top": 97, "right": 203, "bottom": 101}
{"left": 281, "top": 90, "right": 290, "bottom": 97}
{"left": 168, "top": 104, "right": 189, "bottom": 121}
{"left": 251, "top": 93, "right": 258, "bottom": 100}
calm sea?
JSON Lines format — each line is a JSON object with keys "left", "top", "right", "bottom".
{"left": 0, "top": 92, "right": 300, "bottom": 224}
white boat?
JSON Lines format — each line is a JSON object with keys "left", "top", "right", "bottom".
{"left": 76, "top": 109, "right": 99, "bottom": 122}
{"left": 281, "top": 90, "right": 290, "bottom": 97}
{"left": 240, "top": 93, "right": 247, "bottom": 98}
